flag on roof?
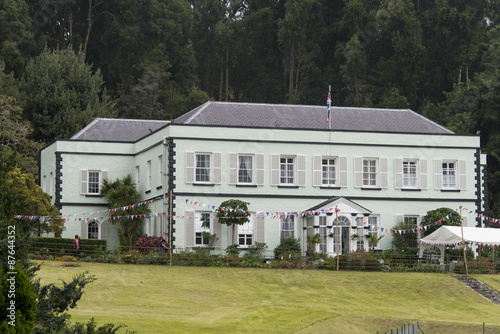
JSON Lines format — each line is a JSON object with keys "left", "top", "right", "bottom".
{"left": 326, "top": 87, "right": 331, "bottom": 122}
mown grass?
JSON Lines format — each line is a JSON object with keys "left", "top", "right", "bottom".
{"left": 35, "top": 261, "right": 500, "bottom": 334}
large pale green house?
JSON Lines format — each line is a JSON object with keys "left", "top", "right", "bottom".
{"left": 40, "top": 101, "right": 487, "bottom": 256}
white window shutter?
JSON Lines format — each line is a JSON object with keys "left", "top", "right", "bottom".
{"left": 420, "top": 159, "right": 428, "bottom": 189}
{"left": 434, "top": 160, "right": 442, "bottom": 189}
{"left": 395, "top": 215, "right": 404, "bottom": 227}
{"left": 339, "top": 156, "right": 347, "bottom": 187}
{"left": 313, "top": 156, "right": 322, "bottom": 187}
{"left": 256, "top": 154, "right": 264, "bottom": 185}
{"left": 297, "top": 155, "right": 306, "bottom": 186}
{"left": 80, "top": 221, "right": 88, "bottom": 239}
{"left": 186, "top": 152, "right": 194, "bottom": 184}
{"left": 213, "top": 214, "right": 222, "bottom": 248}
{"left": 229, "top": 153, "right": 238, "bottom": 185}
{"left": 101, "top": 221, "right": 108, "bottom": 240}
{"left": 271, "top": 154, "right": 280, "bottom": 186}
{"left": 394, "top": 159, "right": 403, "bottom": 189}
{"left": 354, "top": 157, "right": 362, "bottom": 188}
{"left": 185, "top": 211, "right": 195, "bottom": 247}
{"left": 459, "top": 160, "right": 467, "bottom": 190}
{"left": 255, "top": 215, "right": 265, "bottom": 243}
{"left": 81, "top": 170, "right": 88, "bottom": 194}
{"left": 213, "top": 152, "right": 222, "bottom": 184}
{"left": 380, "top": 157, "right": 388, "bottom": 188}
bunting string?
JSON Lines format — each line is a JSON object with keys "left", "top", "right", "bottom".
{"left": 13, "top": 196, "right": 163, "bottom": 222}
{"left": 14, "top": 197, "right": 495, "bottom": 240}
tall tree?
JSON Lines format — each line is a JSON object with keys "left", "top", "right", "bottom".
{"left": 0, "top": 0, "right": 34, "bottom": 77}
{"left": 0, "top": 94, "right": 42, "bottom": 179}
{"left": 83, "top": 0, "right": 198, "bottom": 117}
{"left": 229, "top": 2, "right": 285, "bottom": 103}
{"left": 278, "top": 0, "right": 323, "bottom": 104}
{"left": 22, "top": 46, "right": 115, "bottom": 142}
{"left": 215, "top": 199, "right": 250, "bottom": 245}
{"left": 339, "top": 34, "right": 371, "bottom": 107}
{"left": 7, "top": 167, "right": 64, "bottom": 237}
{"left": 100, "top": 175, "right": 150, "bottom": 249}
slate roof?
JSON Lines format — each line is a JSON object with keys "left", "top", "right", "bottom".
{"left": 174, "top": 101, "right": 454, "bottom": 135}
{"left": 71, "top": 118, "right": 170, "bottom": 142}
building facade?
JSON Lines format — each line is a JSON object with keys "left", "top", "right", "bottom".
{"left": 40, "top": 102, "right": 487, "bottom": 256}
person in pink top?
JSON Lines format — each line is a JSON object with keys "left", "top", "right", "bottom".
{"left": 73, "top": 235, "right": 80, "bottom": 257}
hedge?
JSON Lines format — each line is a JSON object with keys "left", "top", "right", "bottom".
{"left": 29, "top": 237, "right": 107, "bottom": 256}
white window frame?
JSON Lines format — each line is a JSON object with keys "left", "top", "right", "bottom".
{"left": 368, "top": 216, "right": 379, "bottom": 249}
{"left": 195, "top": 153, "right": 212, "bottom": 184}
{"left": 81, "top": 170, "right": 108, "bottom": 195}
{"left": 238, "top": 154, "right": 254, "bottom": 184}
{"left": 442, "top": 161, "right": 456, "bottom": 189}
{"left": 195, "top": 212, "right": 211, "bottom": 245}
{"left": 280, "top": 215, "right": 295, "bottom": 239}
{"left": 363, "top": 158, "right": 378, "bottom": 187}
{"left": 157, "top": 155, "right": 163, "bottom": 188}
{"left": 356, "top": 229, "right": 365, "bottom": 250}
{"left": 280, "top": 156, "right": 296, "bottom": 185}
{"left": 49, "top": 172, "right": 53, "bottom": 197}
{"left": 88, "top": 171, "right": 100, "bottom": 194}
{"left": 403, "top": 160, "right": 418, "bottom": 188}
{"left": 322, "top": 157, "right": 337, "bottom": 186}
{"left": 434, "top": 159, "right": 465, "bottom": 190}
{"left": 135, "top": 165, "right": 140, "bottom": 192}
{"left": 88, "top": 221, "right": 99, "bottom": 239}
{"left": 238, "top": 218, "right": 254, "bottom": 247}
{"left": 146, "top": 160, "right": 152, "bottom": 191}
{"left": 186, "top": 152, "right": 221, "bottom": 185}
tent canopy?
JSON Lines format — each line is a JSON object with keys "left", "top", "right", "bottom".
{"left": 420, "top": 226, "right": 500, "bottom": 246}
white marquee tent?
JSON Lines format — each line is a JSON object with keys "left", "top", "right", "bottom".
{"left": 419, "top": 226, "right": 500, "bottom": 265}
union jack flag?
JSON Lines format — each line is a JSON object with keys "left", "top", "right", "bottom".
{"left": 326, "top": 89, "right": 331, "bottom": 122}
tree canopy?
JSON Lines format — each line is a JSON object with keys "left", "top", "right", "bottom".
{"left": 1, "top": 0, "right": 500, "bottom": 215}
{"left": 7, "top": 167, "right": 64, "bottom": 237}
{"left": 215, "top": 199, "right": 250, "bottom": 245}
{"left": 22, "top": 46, "right": 115, "bottom": 142}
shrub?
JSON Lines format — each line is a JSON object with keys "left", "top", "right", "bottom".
{"left": 135, "top": 234, "right": 166, "bottom": 253}
{"left": 453, "top": 259, "right": 493, "bottom": 274}
{"left": 225, "top": 244, "right": 241, "bottom": 257}
{"left": 29, "top": 237, "right": 107, "bottom": 257}
{"left": 122, "top": 250, "right": 142, "bottom": 264}
{"left": 320, "top": 251, "right": 381, "bottom": 271}
{"left": 246, "top": 242, "right": 268, "bottom": 259}
{"left": 274, "top": 237, "right": 301, "bottom": 259}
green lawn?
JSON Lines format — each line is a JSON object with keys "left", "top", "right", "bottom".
{"left": 35, "top": 261, "right": 500, "bottom": 334}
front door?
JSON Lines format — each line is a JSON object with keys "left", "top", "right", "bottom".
{"left": 331, "top": 215, "right": 351, "bottom": 255}
{"left": 341, "top": 226, "right": 350, "bottom": 254}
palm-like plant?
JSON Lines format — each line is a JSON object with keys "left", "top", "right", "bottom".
{"left": 368, "top": 233, "right": 384, "bottom": 251}
{"left": 100, "top": 175, "right": 150, "bottom": 249}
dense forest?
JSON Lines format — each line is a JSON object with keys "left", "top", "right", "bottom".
{"left": 1, "top": 0, "right": 500, "bottom": 216}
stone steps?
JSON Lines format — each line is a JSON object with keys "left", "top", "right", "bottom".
{"left": 453, "top": 275, "right": 500, "bottom": 304}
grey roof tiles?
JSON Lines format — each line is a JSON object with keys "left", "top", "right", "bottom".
{"left": 71, "top": 118, "right": 169, "bottom": 142}
{"left": 71, "top": 101, "right": 454, "bottom": 142}
{"left": 174, "top": 101, "right": 454, "bottom": 134}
